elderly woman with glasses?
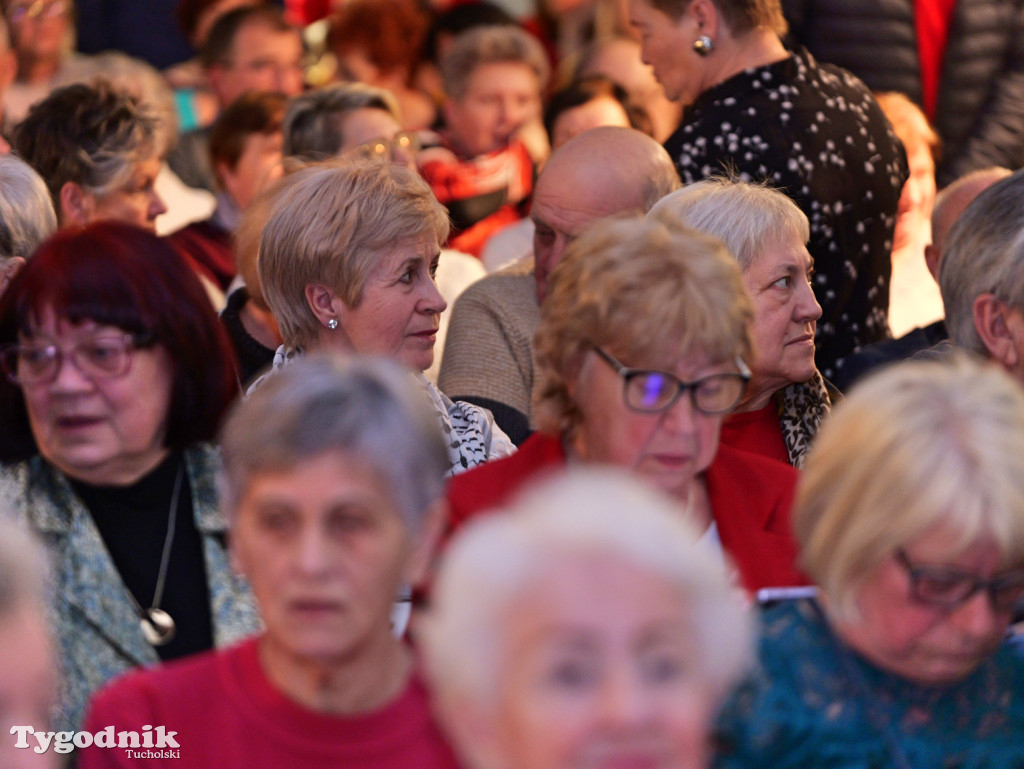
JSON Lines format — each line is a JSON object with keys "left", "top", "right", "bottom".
{"left": 713, "top": 355, "right": 1024, "bottom": 769}
{"left": 446, "top": 214, "right": 808, "bottom": 592}
{"left": 0, "top": 222, "right": 259, "bottom": 733}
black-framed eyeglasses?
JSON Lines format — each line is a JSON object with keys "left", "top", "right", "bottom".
{"left": 592, "top": 346, "right": 750, "bottom": 415}
{"left": 895, "top": 549, "right": 1024, "bottom": 614}
{"left": 355, "top": 132, "right": 421, "bottom": 164}
{"left": 0, "top": 333, "right": 153, "bottom": 386}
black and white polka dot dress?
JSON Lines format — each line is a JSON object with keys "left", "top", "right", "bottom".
{"left": 665, "top": 47, "right": 909, "bottom": 380}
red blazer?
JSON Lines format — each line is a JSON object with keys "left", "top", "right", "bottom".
{"left": 446, "top": 432, "right": 809, "bottom": 593}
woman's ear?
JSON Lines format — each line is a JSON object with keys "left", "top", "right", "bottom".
{"left": 689, "top": 0, "right": 721, "bottom": 37}
{"left": 0, "top": 256, "right": 25, "bottom": 298}
{"left": 405, "top": 497, "right": 449, "bottom": 588}
{"left": 304, "top": 283, "right": 342, "bottom": 328}
{"left": 973, "top": 293, "right": 1024, "bottom": 370}
{"left": 59, "top": 181, "right": 94, "bottom": 227}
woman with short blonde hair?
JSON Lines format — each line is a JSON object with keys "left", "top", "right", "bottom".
{"left": 256, "top": 159, "right": 513, "bottom": 475}
{"left": 714, "top": 355, "right": 1024, "bottom": 768}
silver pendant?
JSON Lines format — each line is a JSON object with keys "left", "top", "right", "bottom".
{"left": 140, "top": 607, "right": 176, "bottom": 646}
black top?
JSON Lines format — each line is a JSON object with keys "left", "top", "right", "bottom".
{"left": 220, "top": 286, "right": 276, "bottom": 388}
{"left": 664, "top": 48, "right": 909, "bottom": 380}
{"left": 72, "top": 451, "right": 213, "bottom": 661}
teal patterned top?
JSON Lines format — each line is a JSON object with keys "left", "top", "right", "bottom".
{"left": 713, "top": 599, "right": 1024, "bottom": 769}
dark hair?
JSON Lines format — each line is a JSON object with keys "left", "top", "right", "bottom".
{"left": 543, "top": 76, "right": 652, "bottom": 143}
{"left": 200, "top": 4, "right": 293, "bottom": 69}
{"left": 645, "top": 0, "right": 786, "bottom": 35}
{"left": 209, "top": 90, "right": 286, "bottom": 178}
{"left": 0, "top": 222, "right": 239, "bottom": 462}
{"left": 422, "top": 1, "right": 516, "bottom": 63}
{"left": 176, "top": 0, "right": 262, "bottom": 45}
{"left": 328, "top": 0, "right": 429, "bottom": 79}
{"left": 12, "top": 81, "right": 158, "bottom": 211}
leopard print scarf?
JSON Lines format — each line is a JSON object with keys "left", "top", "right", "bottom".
{"left": 776, "top": 372, "right": 832, "bottom": 468}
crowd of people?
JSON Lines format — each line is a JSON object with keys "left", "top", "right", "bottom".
{"left": 1, "top": 0, "right": 1024, "bottom": 767}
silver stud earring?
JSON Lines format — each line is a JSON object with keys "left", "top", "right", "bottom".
{"left": 327, "top": 318, "right": 339, "bottom": 330}
{"left": 693, "top": 34, "right": 713, "bottom": 56}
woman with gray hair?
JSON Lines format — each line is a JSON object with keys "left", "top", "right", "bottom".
{"left": 12, "top": 81, "right": 167, "bottom": 232}
{"left": 283, "top": 81, "right": 419, "bottom": 168}
{"left": 0, "top": 154, "right": 56, "bottom": 297}
{"left": 421, "top": 467, "right": 754, "bottom": 769}
{"left": 419, "top": 24, "right": 549, "bottom": 257}
{"left": 256, "top": 159, "right": 513, "bottom": 475}
{"left": 81, "top": 354, "right": 461, "bottom": 769}
{"left": 714, "top": 355, "right": 1024, "bottom": 768}
{"left": 651, "top": 178, "right": 828, "bottom": 467}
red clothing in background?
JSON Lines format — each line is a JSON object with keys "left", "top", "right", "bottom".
{"left": 79, "top": 636, "right": 461, "bottom": 769}
{"left": 419, "top": 137, "right": 533, "bottom": 258}
{"left": 720, "top": 404, "right": 790, "bottom": 466}
{"left": 446, "top": 432, "right": 809, "bottom": 592}
{"left": 915, "top": 0, "right": 959, "bottom": 119}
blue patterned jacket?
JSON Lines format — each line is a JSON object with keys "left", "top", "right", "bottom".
{"left": 0, "top": 444, "right": 261, "bottom": 732}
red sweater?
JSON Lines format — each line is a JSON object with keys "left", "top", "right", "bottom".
{"left": 446, "top": 433, "right": 809, "bottom": 593}
{"left": 79, "top": 637, "right": 461, "bottom": 769}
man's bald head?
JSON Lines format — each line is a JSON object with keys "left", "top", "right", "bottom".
{"left": 531, "top": 126, "right": 679, "bottom": 302}
{"left": 926, "top": 166, "right": 1013, "bottom": 281}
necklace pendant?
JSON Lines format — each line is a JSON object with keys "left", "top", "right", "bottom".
{"left": 140, "top": 607, "right": 176, "bottom": 646}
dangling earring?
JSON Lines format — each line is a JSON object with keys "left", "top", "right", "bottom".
{"left": 327, "top": 318, "right": 339, "bottom": 330}
{"left": 693, "top": 34, "right": 714, "bottom": 56}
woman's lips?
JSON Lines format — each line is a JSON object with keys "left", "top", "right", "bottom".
{"left": 786, "top": 334, "right": 814, "bottom": 346}
{"left": 55, "top": 415, "right": 103, "bottom": 429}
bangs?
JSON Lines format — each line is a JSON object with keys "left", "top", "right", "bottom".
{"left": 6, "top": 232, "right": 157, "bottom": 339}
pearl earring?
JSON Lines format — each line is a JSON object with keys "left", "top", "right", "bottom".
{"left": 327, "top": 318, "right": 339, "bottom": 330}
{"left": 693, "top": 34, "right": 714, "bottom": 56}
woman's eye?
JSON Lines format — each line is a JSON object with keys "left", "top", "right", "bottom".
{"left": 546, "top": 658, "right": 597, "bottom": 690}
{"left": 642, "top": 653, "right": 688, "bottom": 684}
{"left": 398, "top": 269, "right": 415, "bottom": 284}
{"left": 772, "top": 276, "right": 791, "bottom": 289}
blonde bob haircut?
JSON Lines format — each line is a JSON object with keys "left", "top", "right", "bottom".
{"left": 533, "top": 213, "right": 753, "bottom": 437}
{"left": 649, "top": 177, "right": 810, "bottom": 271}
{"left": 795, "top": 354, "right": 1024, "bottom": 623}
{"left": 258, "top": 159, "right": 450, "bottom": 347}
{"left": 419, "top": 467, "right": 753, "bottom": 738}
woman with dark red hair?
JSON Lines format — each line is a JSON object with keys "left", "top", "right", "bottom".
{"left": 0, "top": 221, "right": 260, "bottom": 734}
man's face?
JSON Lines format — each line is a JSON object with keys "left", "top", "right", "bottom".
{"left": 531, "top": 167, "right": 638, "bottom": 303}
{"left": 210, "top": 21, "right": 304, "bottom": 106}
{"left": 444, "top": 62, "right": 541, "bottom": 157}
{"left": 218, "top": 129, "right": 283, "bottom": 211}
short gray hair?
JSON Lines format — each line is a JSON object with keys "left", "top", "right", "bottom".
{"left": 220, "top": 353, "right": 448, "bottom": 530}
{"left": 283, "top": 82, "right": 401, "bottom": 160}
{"left": 420, "top": 467, "right": 753, "bottom": 723}
{"left": 0, "top": 155, "right": 57, "bottom": 260}
{"left": 796, "top": 354, "right": 1024, "bottom": 623}
{"left": 441, "top": 25, "right": 549, "bottom": 102}
{"left": 258, "top": 159, "right": 449, "bottom": 347}
{"left": 649, "top": 177, "right": 809, "bottom": 270}
{"left": 53, "top": 51, "right": 179, "bottom": 157}
{"left": 13, "top": 81, "right": 159, "bottom": 211}
{"left": 940, "top": 169, "right": 1024, "bottom": 354}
